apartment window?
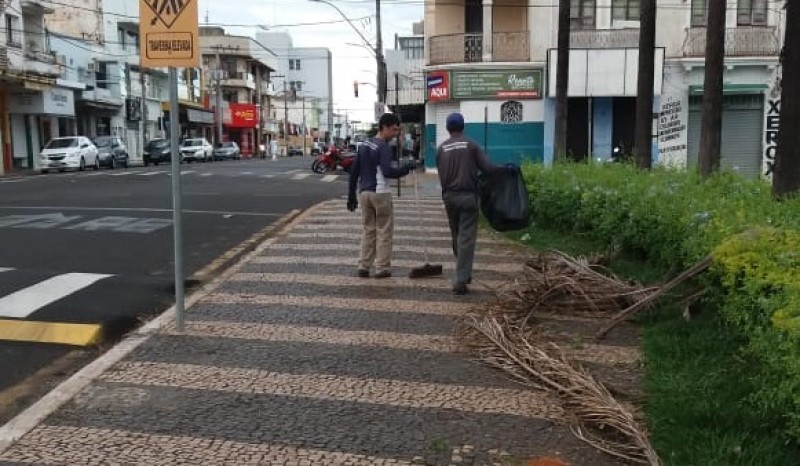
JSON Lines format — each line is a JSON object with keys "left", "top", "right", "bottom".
{"left": 5, "top": 15, "right": 20, "bottom": 47}
{"left": 289, "top": 59, "right": 294, "bottom": 70}
{"left": 501, "top": 101, "right": 523, "bottom": 124}
{"left": 294, "top": 59, "right": 301, "bottom": 70}
{"left": 737, "top": 0, "right": 768, "bottom": 25}
{"left": 223, "top": 90, "right": 238, "bottom": 103}
{"left": 291, "top": 81, "right": 303, "bottom": 92}
{"left": 612, "top": 0, "right": 640, "bottom": 21}
{"left": 691, "top": 0, "right": 707, "bottom": 26}
{"left": 289, "top": 59, "right": 301, "bottom": 70}
{"left": 570, "top": 0, "right": 596, "bottom": 29}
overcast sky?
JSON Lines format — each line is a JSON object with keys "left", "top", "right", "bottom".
{"left": 198, "top": 0, "right": 423, "bottom": 123}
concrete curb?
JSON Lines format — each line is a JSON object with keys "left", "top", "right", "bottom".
{"left": 0, "top": 202, "right": 327, "bottom": 455}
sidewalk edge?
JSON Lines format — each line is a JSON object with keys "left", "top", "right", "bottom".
{"left": 0, "top": 202, "right": 327, "bottom": 455}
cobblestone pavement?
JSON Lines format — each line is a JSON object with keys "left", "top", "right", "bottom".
{"left": 0, "top": 191, "right": 641, "bottom": 465}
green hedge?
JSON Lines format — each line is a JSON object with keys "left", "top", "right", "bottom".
{"left": 522, "top": 162, "right": 800, "bottom": 440}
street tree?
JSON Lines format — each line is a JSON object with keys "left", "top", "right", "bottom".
{"left": 773, "top": 0, "right": 800, "bottom": 198}
{"left": 698, "top": 0, "right": 726, "bottom": 177}
{"left": 635, "top": 0, "right": 657, "bottom": 169}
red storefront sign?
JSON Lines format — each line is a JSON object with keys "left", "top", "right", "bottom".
{"left": 229, "top": 103, "right": 258, "bottom": 128}
{"left": 427, "top": 71, "right": 450, "bottom": 102}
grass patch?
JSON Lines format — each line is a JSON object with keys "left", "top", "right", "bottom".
{"left": 501, "top": 223, "right": 800, "bottom": 465}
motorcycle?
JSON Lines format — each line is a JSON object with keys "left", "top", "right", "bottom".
{"left": 311, "top": 145, "right": 355, "bottom": 174}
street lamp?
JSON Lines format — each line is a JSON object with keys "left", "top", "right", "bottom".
{"left": 308, "top": 0, "right": 386, "bottom": 105}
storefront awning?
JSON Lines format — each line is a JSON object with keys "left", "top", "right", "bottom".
{"left": 688, "top": 84, "right": 768, "bottom": 96}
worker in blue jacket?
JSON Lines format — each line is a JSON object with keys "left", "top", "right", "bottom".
{"left": 348, "top": 113, "right": 415, "bottom": 279}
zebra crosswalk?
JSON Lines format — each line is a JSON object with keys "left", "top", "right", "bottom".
{"left": 0, "top": 268, "right": 113, "bottom": 345}
{"left": 0, "top": 169, "right": 347, "bottom": 184}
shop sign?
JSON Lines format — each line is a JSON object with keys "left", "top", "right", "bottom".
{"left": 10, "top": 87, "right": 75, "bottom": 116}
{"left": 763, "top": 98, "right": 779, "bottom": 177}
{"left": 187, "top": 108, "right": 214, "bottom": 124}
{"left": 229, "top": 103, "right": 258, "bottom": 128}
{"left": 427, "top": 71, "right": 450, "bottom": 102}
{"left": 451, "top": 70, "right": 543, "bottom": 100}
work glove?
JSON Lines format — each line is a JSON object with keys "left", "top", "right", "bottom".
{"left": 347, "top": 193, "right": 358, "bottom": 212}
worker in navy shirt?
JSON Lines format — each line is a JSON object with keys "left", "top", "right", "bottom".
{"left": 347, "top": 113, "right": 414, "bottom": 279}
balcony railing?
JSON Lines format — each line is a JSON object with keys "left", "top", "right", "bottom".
{"left": 0, "top": 47, "right": 8, "bottom": 70}
{"left": 683, "top": 26, "right": 780, "bottom": 57}
{"left": 428, "top": 31, "right": 529, "bottom": 66}
{"left": 570, "top": 28, "right": 640, "bottom": 48}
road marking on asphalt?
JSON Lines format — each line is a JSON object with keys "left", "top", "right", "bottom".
{"left": 109, "top": 171, "right": 140, "bottom": 176}
{"left": 200, "top": 173, "right": 213, "bottom": 177}
{"left": 138, "top": 171, "right": 164, "bottom": 176}
{"left": 261, "top": 174, "right": 275, "bottom": 179}
{"left": 180, "top": 171, "right": 196, "bottom": 175}
{"left": 291, "top": 173, "right": 311, "bottom": 180}
{"left": 0, "top": 205, "right": 280, "bottom": 217}
{"left": 0, "top": 273, "right": 112, "bottom": 318}
{"left": 0, "top": 319, "right": 102, "bottom": 346}
{"left": 240, "top": 171, "right": 254, "bottom": 175}
{"left": 321, "top": 174, "right": 338, "bottom": 182}
{"left": 0, "top": 267, "right": 13, "bottom": 273}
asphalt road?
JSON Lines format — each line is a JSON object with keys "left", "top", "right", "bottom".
{"left": 0, "top": 155, "right": 345, "bottom": 422}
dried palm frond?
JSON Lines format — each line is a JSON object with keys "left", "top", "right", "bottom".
{"left": 458, "top": 314, "right": 660, "bottom": 465}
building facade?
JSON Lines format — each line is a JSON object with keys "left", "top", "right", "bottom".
{"left": 1, "top": 0, "right": 68, "bottom": 173}
{"left": 387, "top": 21, "right": 426, "bottom": 125}
{"left": 423, "top": 0, "right": 784, "bottom": 178}
{"left": 201, "top": 27, "right": 276, "bottom": 157}
{"left": 256, "top": 32, "right": 333, "bottom": 142}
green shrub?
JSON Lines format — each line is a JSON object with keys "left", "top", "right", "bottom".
{"left": 521, "top": 162, "right": 800, "bottom": 440}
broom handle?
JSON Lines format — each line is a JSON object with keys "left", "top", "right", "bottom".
{"left": 413, "top": 166, "right": 429, "bottom": 264}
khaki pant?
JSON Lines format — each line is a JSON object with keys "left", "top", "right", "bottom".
{"left": 358, "top": 191, "right": 394, "bottom": 272}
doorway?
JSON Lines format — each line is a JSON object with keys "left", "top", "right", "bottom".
{"left": 612, "top": 97, "right": 636, "bottom": 157}
{"left": 567, "top": 97, "right": 589, "bottom": 161}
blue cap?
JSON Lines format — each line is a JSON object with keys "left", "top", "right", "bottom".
{"left": 446, "top": 112, "right": 465, "bottom": 132}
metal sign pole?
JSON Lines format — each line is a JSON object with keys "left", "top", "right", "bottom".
{"left": 169, "top": 67, "right": 185, "bottom": 332}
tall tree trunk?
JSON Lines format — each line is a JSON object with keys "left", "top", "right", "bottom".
{"left": 698, "top": 0, "right": 726, "bottom": 177}
{"left": 554, "top": 0, "right": 571, "bottom": 160}
{"left": 773, "top": 1, "right": 800, "bottom": 198}
{"left": 635, "top": 0, "right": 656, "bottom": 169}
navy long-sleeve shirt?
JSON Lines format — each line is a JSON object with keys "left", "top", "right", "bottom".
{"left": 348, "top": 138, "right": 409, "bottom": 196}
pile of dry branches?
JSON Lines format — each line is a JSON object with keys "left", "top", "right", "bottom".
{"left": 458, "top": 250, "right": 710, "bottom": 464}
{"left": 459, "top": 314, "right": 660, "bottom": 465}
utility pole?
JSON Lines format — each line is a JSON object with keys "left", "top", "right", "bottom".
{"left": 141, "top": 68, "right": 148, "bottom": 156}
{"left": 395, "top": 71, "right": 401, "bottom": 197}
{"left": 773, "top": 0, "right": 800, "bottom": 197}
{"left": 698, "top": 0, "right": 726, "bottom": 177}
{"left": 554, "top": 0, "right": 571, "bottom": 160}
{"left": 255, "top": 63, "right": 263, "bottom": 158}
{"left": 215, "top": 46, "right": 224, "bottom": 146}
{"left": 284, "top": 80, "right": 289, "bottom": 156}
{"left": 375, "top": 0, "right": 386, "bottom": 104}
{"left": 302, "top": 95, "right": 307, "bottom": 156}
{"left": 634, "top": 0, "right": 656, "bottom": 169}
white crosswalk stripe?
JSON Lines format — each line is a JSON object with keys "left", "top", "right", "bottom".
{"left": 200, "top": 173, "right": 213, "bottom": 177}
{"left": 0, "top": 272, "right": 113, "bottom": 318}
{"left": 0, "top": 267, "right": 14, "bottom": 273}
{"left": 321, "top": 174, "right": 338, "bottom": 182}
{"left": 291, "top": 173, "right": 311, "bottom": 180}
{"left": 138, "top": 171, "right": 165, "bottom": 176}
{"left": 109, "top": 171, "right": 140, "bottom": 176}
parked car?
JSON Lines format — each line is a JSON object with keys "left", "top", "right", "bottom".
{"left": 180, "top": 138, "right": 212, "bottom": 163}
{"left": 143, "top": 138, "right": 172, "bottom": 166}
{"left": 287, "top": 145, "right": 304, "bottom": 157}
{"left": 39, "top": 136, "right": 99, "bottom": 174}
{"left": 92, "top": 136, "right": 129, "bottom": 169}
{"left": 213, "top": 141, "right": 240, "bottom": 160}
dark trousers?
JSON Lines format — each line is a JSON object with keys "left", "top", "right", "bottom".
{"left": 442, "top": 191, "right": 479, "bottom": 286}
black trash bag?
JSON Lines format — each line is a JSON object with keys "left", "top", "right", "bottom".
{"left": 478, "top": 165, "right": 531, "bottom": 232}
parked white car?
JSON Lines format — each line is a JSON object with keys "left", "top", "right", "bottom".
{"left": 180, "top": 138, "right": 213, "bottom": 163}
{"left": 39, "top": 136, "right": 99, "bottom": 173}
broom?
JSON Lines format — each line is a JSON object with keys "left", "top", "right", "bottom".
{"left": 408, "top": 163, "right": 443, "bottom": 279}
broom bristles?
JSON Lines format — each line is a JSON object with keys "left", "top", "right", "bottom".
{"left": 408, "top": 263, "right": 443, "bottom": 279}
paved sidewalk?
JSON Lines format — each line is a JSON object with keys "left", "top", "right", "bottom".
{"left": 0, "top": 186, "right": 633, "bottom": 465}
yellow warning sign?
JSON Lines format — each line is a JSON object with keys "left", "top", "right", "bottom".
{"left": 139, "top": 0, "right": 199, "bottom": 68}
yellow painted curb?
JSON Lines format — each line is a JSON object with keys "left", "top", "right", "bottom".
{"left": 0, "top": 319, "right": 102, "bottom": 346}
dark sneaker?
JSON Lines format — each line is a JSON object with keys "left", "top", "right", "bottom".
{"left": 373, "top": 270, "right": 392, "bottom": 279}
{"left": 453, "top": 283, "right": 468, "bottom": 295}
{"left": 357, "top": 269, "right": 370, "bottom": 278}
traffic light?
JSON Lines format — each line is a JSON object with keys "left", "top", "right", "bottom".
{"left": 353, "top": 81, "right": 359, "bottom": 98}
